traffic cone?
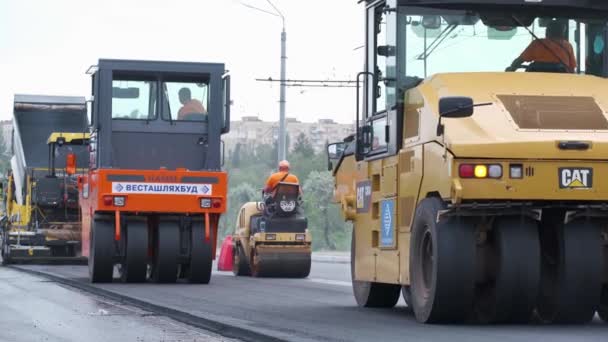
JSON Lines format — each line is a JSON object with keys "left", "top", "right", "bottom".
{"left": 217, "top": 235, "right": 233, "bottom": 271}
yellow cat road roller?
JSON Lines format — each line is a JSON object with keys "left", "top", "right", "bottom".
{"left": 232, "top": 182, "right": 311, "bottom": 278}
{"left": 328, "top": 0, "right": 608, "bottom": 325}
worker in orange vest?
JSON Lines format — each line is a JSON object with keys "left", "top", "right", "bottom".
{"left": 263, "top": 160, "right": 300, "bottom": 195}
{"left": 177, "top": 88, "right": 206, "bottom": 120}
{"left": 507, "top": 20, "right": 577, "bottom": 73}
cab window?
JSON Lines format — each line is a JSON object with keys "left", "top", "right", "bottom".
{"left": 162, "top": 80, "right": 210, "bottom": 122}
{"left": 111, "top": 79, "right": 156, "bottom": 120}
{"left": 371, "top": 117, "right": 388, "bottom": 152}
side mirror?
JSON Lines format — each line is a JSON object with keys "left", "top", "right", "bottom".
{"left": 439, "top": 96, "right": 474, "bottom": 118}
{"left": 112, "top": 87, "right": 140, "bottom": 99}
{"left": 377, "top": 45, "right": 396, "bottom": 57}
{"left": 326, "top": 142, "right": 346, "bottom": 171}
{"left": 422, "top": 15, "right": 441, "bottom": 30}
{"left": 437, "top": 97, "right": 492, "bottom": 136}
{"left": 66, "top": 153, "right": 76, "bottom": 175}
{"left": 222, "top": 73, "right": 231, "bottom": 134}
{"left": 361, "top": 126, "right": 372, "bottom": 149}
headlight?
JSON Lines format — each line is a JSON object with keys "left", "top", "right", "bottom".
{"left": 265, "top": 233, "right": 276, "bottom": 241}
{"left": 279, "top": 200, "right": 296, "bottom": 212}
{"left": 200, "top": 198, "right": 212, "bottom": 208}
{"left": 113, "top": 196, "right": 126, "bottom": 207}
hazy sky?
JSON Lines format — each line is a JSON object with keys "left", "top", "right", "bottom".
{"left": 0, "top": 0, "right": 363, "bottom": 124}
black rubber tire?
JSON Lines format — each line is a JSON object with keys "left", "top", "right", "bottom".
{"left": 410, "top": 197, "right": 476, "bottom": 323}
{"left": 89, "top": 219, "right": 115, "bottom": 283}
{"left": 402, "top": 286, "right": 412, "bottom": 307}
{"left": 538, "top": 218, "right": 603, "bottom": 324}
{"left": 599, "top": 286, "right": 608, "bottom": 323}
{"left": 151, "top": 221, "right": 180, "bottom": 283}
{"left": 232, "top": 244, "right": 252, "bottom": 276}
{"left": 474, "top": 217, "right": 540, "bottom": 323}
{"left": 119, "top": 221, "right": 148, "bottom": 283}
{"left": 250, "top": 247, "right": 265, "bottom": 278}
{"left": 187, "top": 221, "right": 213, "bottom": 284}
{"left": 351, "top": 230, "right": 401, "bottom": 308}
{"left": 1, "top": 230, "right": 11, "bottom": 266}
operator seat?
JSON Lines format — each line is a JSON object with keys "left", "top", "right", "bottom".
{"left": 259, "top": 182, "right": 307, "bottom": 233}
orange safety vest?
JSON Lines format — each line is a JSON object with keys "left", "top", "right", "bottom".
{"left": 178, "top": 100, "right": 206, "bottom": 120}
{"left": 264, "top": 172, "right": 299, "bottom": 193}
{"left": 520, "top": 38, "right": 577, "bottom": 72}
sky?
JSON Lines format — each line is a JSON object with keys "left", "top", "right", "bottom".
{"left": 0, "top": 0, "right": 363, "bottom": 124}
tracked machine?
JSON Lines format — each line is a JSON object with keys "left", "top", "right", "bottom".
{"left": 81, "top": 59, "right": 230, "bottom": 283}
{"left": 232, "top": 182, "right": 311, "bottom": 277}
{"left": 329, "top": 0, "right": 608, "bottom": 324}
{"left": 1, "top": 95, "right": 89, "bottom": 264}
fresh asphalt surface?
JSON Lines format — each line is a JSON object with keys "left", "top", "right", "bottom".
{"left": 8, "top": 260, "right": 608, "bottom": 342}
{"left": 0, "top": 267, "right": 232, "bottom": 342}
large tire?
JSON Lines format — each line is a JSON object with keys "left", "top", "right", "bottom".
{"left": 474, "top": 217, "right": 540, "bottom": 323}
{"left": 187, "top": 221, "right": 213, "bottom": 284}
{"left": 89, "top": 219, "right": 115, "bottom": 283}
{"left": 151, "top": 221, "right": 180, "bottom": 283}
{"left": 537, "top": 217, "right": 603, "bottom": 324}
{"left": 410, "top": 197, "right": 476, "bottom": 323}
{"left": 1, "top": 230, "right": 11, "bottom": 266}
{"left": 351, "top": 230, "right": 401, "bottom": 308}
{"left": 233, "top": 243, "right": 251, "bottom": 276}
{"left": 402, "top": 286, "right": 412, "bottom": 307}
{"left": 119, "top": 220, "right": 148, "bottom": 283}
{"left": 599, "top": 285, "right": 608, "bottom": 323}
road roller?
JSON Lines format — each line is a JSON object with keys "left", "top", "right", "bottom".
{"left": 232, "top": 182, "right": 311, "bottom": 278}
{"left": 328, "top": 0, "right": 608, "bottom": 324}
{"left": 79, "top": 59, "right": 230, "bottom": 283}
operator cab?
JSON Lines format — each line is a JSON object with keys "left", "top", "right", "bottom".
{"left": 88, "top": 59, "right": 230, "bottom": 171}
{"left": 357, "top": 0, "right": 608, "bottom": 161}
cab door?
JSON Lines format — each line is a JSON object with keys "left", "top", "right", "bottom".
{"left": 353, "top": 0, "right": 401, "bottom": 284}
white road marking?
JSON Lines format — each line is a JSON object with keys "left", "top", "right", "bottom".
{"left": 307, "top": 278, "right": 351, "bottom": 287}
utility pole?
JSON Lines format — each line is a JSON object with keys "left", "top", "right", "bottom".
{"left": 240, "top": 0, "right": 287, "bottom": 162}
{"left": 278, "top": 23, "right": 287, "bottom": 162}
{"left": 266, "top": 0, "right": 287, "bottom": 162}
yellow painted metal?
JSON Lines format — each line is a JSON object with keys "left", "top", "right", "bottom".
{"left": 47, "top": 132, "right": 91, "bottom": 145}
{"left": 333, "top": 71, "right": 608, "bottom": 287}
{"left": 232, "top": 201, "right": 311, "bottom": 264}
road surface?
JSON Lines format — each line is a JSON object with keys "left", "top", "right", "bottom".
{"left": 9, "top": 260, "right": 608, "bottom": 342}
{"left": 0, "top": 267, "right": 233, "bottom": 342}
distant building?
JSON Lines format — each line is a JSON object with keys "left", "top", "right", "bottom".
{"left": 223, "top": 117, "right": 354, "bottom": 155}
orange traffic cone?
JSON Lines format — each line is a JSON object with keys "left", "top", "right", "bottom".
{"left": 217, "top": 235, "right": 233, "bottom": 271}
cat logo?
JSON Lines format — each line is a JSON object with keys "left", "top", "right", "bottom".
{"left": 559, "top": 168, "right": 592, "bottom": 189}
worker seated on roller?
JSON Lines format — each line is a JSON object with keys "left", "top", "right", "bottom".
{"left": 263, "top": 160, "right": 302, "bottom": 217}
{"left": 263, "top": 160, "right": 300, "bottom": 196}
{"left": 177, "top": 87, "right": 207, "bottom": 120}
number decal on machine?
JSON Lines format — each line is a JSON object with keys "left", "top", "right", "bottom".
{"left": 356, "top": 180, "right": 372, "bottom": 213}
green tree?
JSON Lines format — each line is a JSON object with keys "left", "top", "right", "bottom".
{"left": 0, "top": 128, "right": 10, "bottom": 177}
{"left": 292, "top": 133, "right": 314, "bottom": 158}
{"left": 303, "top": 171, "right": 350, "bottom": 251}
{"left": 219, "top": 182, "right": 258, "bottom": 239}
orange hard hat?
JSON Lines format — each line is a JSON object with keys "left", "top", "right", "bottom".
{"left": 278, "top": 160, "right": 290, "bottom": 170}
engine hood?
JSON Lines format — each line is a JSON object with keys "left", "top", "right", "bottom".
{"left": 423, "top": 72, "right": 608, "bottom": 159}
